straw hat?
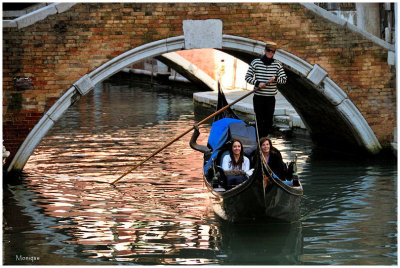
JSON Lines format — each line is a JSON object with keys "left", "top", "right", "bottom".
{"left": 265, "top": 42, "right": 277, "bottom": 51}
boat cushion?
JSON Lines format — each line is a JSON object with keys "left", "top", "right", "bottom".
{"left": 224, "top": 170, "right": 248, "bottom": 188}
{"left": 283, "top": 180, "right": 293, "bottom": 186}
{"left": 226, "top": 174, "right": 247, "bottom": 189}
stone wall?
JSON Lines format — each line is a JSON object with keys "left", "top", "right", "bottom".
{"left": 3, "top": 3, "right": 396, "bottom": 165}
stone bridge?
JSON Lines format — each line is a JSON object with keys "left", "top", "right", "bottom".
{"left": 3, "top": 3, "right": 396, "bottom": 174}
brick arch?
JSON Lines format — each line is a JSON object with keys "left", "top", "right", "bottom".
{"left": 7, "top": 34, "right": 381, "bottom": 173}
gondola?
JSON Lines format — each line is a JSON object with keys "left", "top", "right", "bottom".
{"left": 190, "top": 85, "right": 303, "bottom": 222}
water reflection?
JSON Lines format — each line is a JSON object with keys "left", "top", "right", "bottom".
{"left": 4, "top": 181, "right": 304, "bottom": 265}
{"left": 3, "top": 77, "right": 396, "bottom": 265}
{"left": 216, "top": 220, "right": 303, "bottom": 265}
{"left": 300, "top": 158, "right": 397, "bottom": 265}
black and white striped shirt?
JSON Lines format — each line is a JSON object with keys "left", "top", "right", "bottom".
{"left": 245, "top": 58, "right": 287, "bottom": 96}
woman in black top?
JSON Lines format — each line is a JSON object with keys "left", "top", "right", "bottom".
{"left": 259, "top": 137, "right": 288, "bottom": 180}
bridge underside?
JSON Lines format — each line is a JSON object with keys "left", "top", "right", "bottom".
{"left": 220, "top": 49, "right": 361, "bottom": 151}
{"left": 281, "top": 68, "right": 357, "bottom": 150}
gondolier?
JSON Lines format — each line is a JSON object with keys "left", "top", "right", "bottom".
{"left": 245, "top": 42, "right": 287, "bottom": 138}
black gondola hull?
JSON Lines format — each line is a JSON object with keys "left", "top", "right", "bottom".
{"left": 196, "top": 83, "right": 303, "bottom": 222}
{"left": 205, "top": 165, "right": 303, "bottom": 222}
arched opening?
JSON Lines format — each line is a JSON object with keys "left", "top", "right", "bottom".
{"left": 7, "top": 35, "right": 381, "bottom": 174}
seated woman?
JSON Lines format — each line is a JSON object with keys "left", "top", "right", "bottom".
{"left": 221, "top": 139, "right": 254, "bottom": 188}
{"left": 190, "top": 124, "right": 253, "bottom": 189}
{"left": 259, "top": 137, "right": 292, "bottom": 181}
{"left": 221, "top": 139, "right": 250, "bottom": 172}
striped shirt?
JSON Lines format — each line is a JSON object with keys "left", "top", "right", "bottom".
{"left": 245, "top": 58, "right": 287, "bottom": 96}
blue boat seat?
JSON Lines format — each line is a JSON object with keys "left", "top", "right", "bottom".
{"left": 224, "top": 170, "right": 248, "bottom": 189}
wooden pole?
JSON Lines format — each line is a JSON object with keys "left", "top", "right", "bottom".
{"left": 111, "top": 88, "right": 256, "bottom": 185}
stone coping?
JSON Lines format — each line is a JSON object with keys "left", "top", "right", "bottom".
{"left": 3, "top": 3, "right": 76, "bottom": 29}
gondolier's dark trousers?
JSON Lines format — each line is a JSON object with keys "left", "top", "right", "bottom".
{"left": 253, "top": 94, "right": 275, "bottom": 138}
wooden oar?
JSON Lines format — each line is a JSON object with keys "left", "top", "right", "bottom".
{"left": 111, "top": 88, "right": 257, "bottom": 185}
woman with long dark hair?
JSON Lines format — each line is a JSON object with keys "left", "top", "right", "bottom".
{"left": 220, "top": 139, "right": 253, "bottom": 189}
{"left": 221, "top": 139, "right": 250, "bottom": 172}
{"left": 259, "top": 137, "right": 288, "bottom": 180}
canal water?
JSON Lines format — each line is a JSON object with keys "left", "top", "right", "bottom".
{"left": 3, "top": 77, "right": 397, "bottom": 265}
